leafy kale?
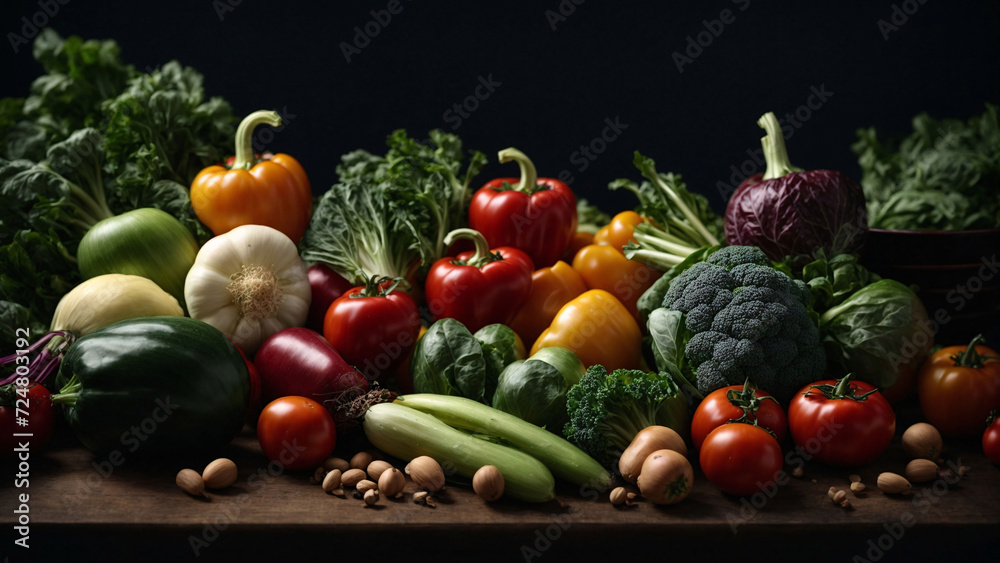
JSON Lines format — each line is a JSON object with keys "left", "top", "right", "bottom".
{"left": 853, "top": 103, "right": 1000, "bottom": 230}
{"left": 563, "top": 364, "right": 690, "bottom": 469}
{"left": 300, "top": 129, "right": 485, "bottom": 282}
{"left": 0, "top": 29, "right": 237, "bottom": 350}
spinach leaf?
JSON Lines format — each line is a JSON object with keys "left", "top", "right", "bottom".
{"left": 410, "top": 318, "right": 487, "bottom": 402}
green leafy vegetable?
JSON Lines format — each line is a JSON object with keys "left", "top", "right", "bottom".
{"left": 300, "top": 130, "right": 485, "bottom": 282}
{"left": 0, "top": 30, "right": 237, "bottom": 348}
{"left": 410, "top": 318, "right": 489, "bottom": 402}
{"left": 492, "top": 346, "right": 586, "bottom": 432}
{"left": 473, "top": 324, "right": 521, "bottom": 403}
{"left": 575, "top": 198, "right": 611, "bottom": 234}
{"left": 853, "top": 103, "right": 1000, "bottom": 230}
{"left": 611, "top": 151, "right": 724, "bottom": 271}
{"left": 563, "top": 364, "right": 689, "bottom": 469}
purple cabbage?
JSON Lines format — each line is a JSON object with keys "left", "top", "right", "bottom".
{"left": 724, "top": 112, "right": 868, "bottom": 267}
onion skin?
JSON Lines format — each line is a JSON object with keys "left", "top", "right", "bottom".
{"left": 306, "top": 263, "right": 356, "bottom": 332}
{"left": 253, "top": 327, "right": 368, "bottom": 438}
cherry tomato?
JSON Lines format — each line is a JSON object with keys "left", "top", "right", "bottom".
{"left": 699, "top": 423, "right": 784, "bottom": 496}
{"left": 323, "top": 277, "right": 421, "bottom": 382}
{"left": 257, "top": 396, "right": 336, "bottom": 471}
{"left": 917, "top": 335, "right": 1000, "bottom": 438}
{"left": 984, "top": 412, "right": 1000, "bottom": 465}
{"left": 1, "top": 382, "right": 56, "bottom": 455}
{"left": 691, "top": 383, "right": 787, "bottom": 451}
{"left": 788, "top": 374, "right": 895, "bottom": 467}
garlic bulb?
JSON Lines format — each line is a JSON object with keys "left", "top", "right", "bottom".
{"left": 184, "top": 224, "right": 311, "bottom": 355}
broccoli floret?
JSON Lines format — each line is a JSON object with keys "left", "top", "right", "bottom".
{"left": 661, "top": 245, "right": 825, "bottom": 403}
{"left": 564, "top": 365, "right": 690, "bottom": 470}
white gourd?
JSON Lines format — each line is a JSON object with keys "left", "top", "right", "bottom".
{"left": 50, "top": 273, "right": 184, "bottom": 336}
{"left": 184, "top": 224, "right": 311, "bottom": 355}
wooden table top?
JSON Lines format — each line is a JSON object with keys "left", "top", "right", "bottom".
{"left": 3, "top": 402, "right": 999, "bottom": 563}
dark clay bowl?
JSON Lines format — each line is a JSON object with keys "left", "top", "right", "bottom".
{"left": 860, "top": 227, "right": 1000, "bottom": 346}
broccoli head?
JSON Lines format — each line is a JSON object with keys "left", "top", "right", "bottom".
{"left": 662, "top": 245, "right": 824, "bottom": 404}
{"left": 563, "top": 365, "right": 690, "bottom": 470}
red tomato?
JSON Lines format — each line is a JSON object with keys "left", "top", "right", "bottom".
{"left": 984, "top": 412, "right": 1000, "bottom": 465}
{"left": 788, "top": 374, "right": 895, "bottom": 467}
{"left": 323, "top": 278, "right": 421, "bottom": 382}
{"left": 699, "top": 423, "right": 784, "bottom": 496}
{"left": 257, "top": 396, "right": 336, "bottom": 471}
{"left": 917, "top": 335, "right": 1000, "bottom": 438}
{"left": 1, "top": 382, "right": 56, "bottom": 455}
{"left": 691, "top": 384, "right": 787, "bottom": 451}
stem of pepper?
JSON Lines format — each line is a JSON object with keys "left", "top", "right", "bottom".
{"left": 443, "top": 228, "right": 501, "bottom": 268}
{"left": 230, "top": 110, "right": 282, "bottom": 170}
{"left": 758, "top": 112, "right": 803, "bottom": 181}
{"left": 497, "top": 148, "right": 541, "bottom": 194}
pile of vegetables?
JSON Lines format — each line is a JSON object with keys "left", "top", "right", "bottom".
{"left": 2, "top": 29, "right": 999, "bottom": 514}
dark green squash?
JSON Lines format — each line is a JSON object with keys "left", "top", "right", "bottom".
{"left": 53, "top": 316, "right": 250, "bottom": 455}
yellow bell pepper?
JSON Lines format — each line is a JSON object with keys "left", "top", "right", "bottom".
{"left": 572, "top": 244, "right": 661, "bottom": 324}
{"left": 508, "top": 260, "right": 589, "bottom": 346}
{"left": 531, "top": 289, "right": 643, "bottom": 372}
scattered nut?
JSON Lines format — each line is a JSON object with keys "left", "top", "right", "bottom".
{"left": 849, "top": 474, "right": 861, "bottom": 483}
{"left": 356, "top": 479, "right": 378, "bottom": 493}
{"left": 378, "top": 467, "right": 405, "bottom": 497}
{"left": 609, "top": 487, "right": 628, "bottom": 506}
{"left": 367, "top": 460, "right": 393, "bottom": 481}
{"left": 905, "top": 459, "right": 939, "bottom": 483}
{"left": 322, "top": 469, "right": 343, "bottom": 492}
{"left": 202, "top": 459, "right": 238, "bottom": 490}
{"left": 176, "top": 468, "right": 206, "bottom": 497}
{"left": 626, "top": 492, "right": 638, "bottom": 501}
{"left": 828, "top": 487, "right": 839, "bottom": 500}
{"left": 341, "top": 468, "right": 368, "bottom": 488}
{"left": 363, "top": 488, "right": 379, "bottom": 506}
{"left": 472, "top": 465, "right": 505, "bottom": 502}
{"left": 330, "top": 487, "right": 346, "bottom": 498}
{"left": 832, "top": 490, "right": 848, "bottom": 505}
{"left": 406, "top": 456, "right": 446, "bottom": 492}
{"left": 791, "top": 466, "right": 804, "bottom": 478}
{"left": 350, "top": 451, "right": 374, "bottom": 470}
{"left": 877, "top": 472, "right": 911, "bottom": 494}
{"left": 958, "top": 465, "right": 970, "bottom": 477}
{"left": 840, "top": 498, "right": 852, "bottom": 509}
{"left": 323, "top": 457, "right": 350, "bottom": 472}
{"left": 850, "top": 481, "right": 866, "bottom": 494}
{"left": 424, "top": 496, "right": 437, "bottom": 508}
{"left": 313, "top": 466, "right": 326, "bottom": 483}
{"left": 901, "top": 423, "right": 943, "bottom": 461}
{"left": 412, "top": 491, "right": 428, "bottom": 503}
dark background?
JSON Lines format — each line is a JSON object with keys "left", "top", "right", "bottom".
{"left": 1, "top": 0, "right": 998, "bottom": 214}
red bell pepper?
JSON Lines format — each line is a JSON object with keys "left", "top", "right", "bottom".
{"left": 468, "top": 148, "right": 577, "bottom": 268}
{"left": 424, "top": 228, "right": 534, "bottom": 333}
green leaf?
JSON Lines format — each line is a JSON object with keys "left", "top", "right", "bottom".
{"left": 410, "top": 318, "right": 487, "bottom": 402}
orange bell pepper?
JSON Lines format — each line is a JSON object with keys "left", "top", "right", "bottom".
{"left": 508, "top": 260, "right": 589, "bottom": 345}
{"left": 572, "top": 244, "right": 661, "bottom": 323}
{"left": 563, "top": 231, "right": 595, "bottom": 262}
{"left": 531, "top": 289, "right": 642, "bottom": 372}
{"left": 593, "top": 210, "right": 646, "bottom": 253}
{"left": 190, "top": 110, "right": 312, "bottom": 244}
